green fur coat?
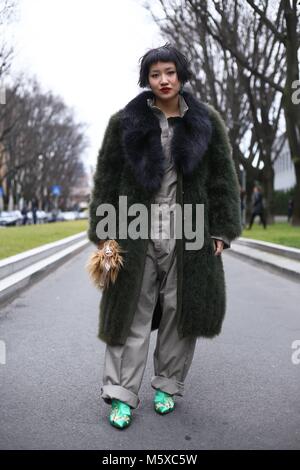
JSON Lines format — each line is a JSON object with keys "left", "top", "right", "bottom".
{"left": 87, "top": 90, "right": 242, "bottom": 345}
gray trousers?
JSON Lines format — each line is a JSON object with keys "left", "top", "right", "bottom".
{"left": 100, "top": 238, "right": 197, "bottom": 409}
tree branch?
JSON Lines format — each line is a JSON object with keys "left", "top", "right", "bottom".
{"left": 245, "top": 0, "right": 286, "bottom": 42}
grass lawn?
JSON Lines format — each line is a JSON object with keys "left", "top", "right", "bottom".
{"left": 0, "top": 220, "right": 88, "bottom": 260}
{"left": 1, "top": 219, "right": 299, "bottom": 261}
{"left": 241, "top": 222, "right": 300, "bottom": 249}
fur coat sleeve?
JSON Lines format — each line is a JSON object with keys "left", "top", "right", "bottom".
{"left": 87, "top": 112, "right": 123, "bottom": 246}
{"left": 206, "top": 105, "right": 242, "bottom": 245}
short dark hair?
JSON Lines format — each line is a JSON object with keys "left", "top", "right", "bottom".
{"left": 138, "top": 42, "right": 192, "bottom": 88}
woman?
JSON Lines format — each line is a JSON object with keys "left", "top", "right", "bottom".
{"left": 87, "top": 43, "right": 242, "bottom": 429}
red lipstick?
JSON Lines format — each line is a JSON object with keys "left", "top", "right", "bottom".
{"left": 160, "top": 88, "right": 171, "bottom": 94}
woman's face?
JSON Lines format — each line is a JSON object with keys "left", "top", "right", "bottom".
{"left": 148, "top": 61, "right": 181, "bottom": 100}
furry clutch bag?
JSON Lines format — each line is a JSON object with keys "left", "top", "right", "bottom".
{"left": 85, "top": 239, "right": 125, "bottom": 290}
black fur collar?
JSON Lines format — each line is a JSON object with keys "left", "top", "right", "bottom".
{"left": 120, "top": 90, "right": 212, "bottom": 193}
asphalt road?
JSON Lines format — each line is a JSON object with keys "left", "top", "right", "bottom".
{"left": 0, "top": 244, "right": 299, "bottom": 450}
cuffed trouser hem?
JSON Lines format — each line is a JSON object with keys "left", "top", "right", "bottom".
{"left": 151, "top": 375, "right": 184, "bottom": 396}
{"left": 100, "top": 385, "right": 140, "bottom": 409}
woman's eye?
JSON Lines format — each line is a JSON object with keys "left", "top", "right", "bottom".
{"left": 151, "top": 71, "right": 175, "bottom": 78}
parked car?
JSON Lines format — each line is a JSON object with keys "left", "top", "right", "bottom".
{"left": 0, "top": 210, "right": 23, "bottom": 226}
{"left": 59, "top": 211, "right": 77, "bottom": 221}
{"left": 45, "top": 210, "right": 60, "bottom": 223}
{"left": 26, "top": 210, "right": 48, "bottom": 224}
{"left": 45, "top": 210, "right": 78, "bottom": 222}
{"left": 76, "top": 210, "right": 88, "bottom": 220}
{"left": 36, "top": 210, "right": 48, "bottom": 223}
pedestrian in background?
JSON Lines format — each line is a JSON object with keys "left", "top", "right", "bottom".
{"left": 21, "top": 203, "right": 28, "bottom": 225}
{"left": 31, "top": 197, "right": 38, "bottom": 224}
{"left": 287, "top": 198, "right": 294, "bottom": 223}
{"left": 240, "top": 186, "right": 246, "bottom": 228}
{"left": 247, "top": 184, "right": 267, "bottom": 229}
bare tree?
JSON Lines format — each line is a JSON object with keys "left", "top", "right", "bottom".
{"left": 145, "top": 0, "right": 286, "bottom": 223}
{"left": 187, "top": 0, "right": 300, "bottom": 225}
{"left": 1, "top": 77, "right": 89, "bottom": 210}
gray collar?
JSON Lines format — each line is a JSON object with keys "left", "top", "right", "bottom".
{"left": 147, "top": 93, "right": 189, "bottom": 117}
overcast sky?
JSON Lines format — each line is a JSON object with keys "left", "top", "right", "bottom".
{"left": 9, "top": 0, "right": 163, "bottom": 178}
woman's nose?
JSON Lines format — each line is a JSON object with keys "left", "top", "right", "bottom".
{"left": 160, "top": 75, "right": 168, "bottom": 84}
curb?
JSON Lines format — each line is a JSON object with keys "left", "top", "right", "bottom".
{"left": 0, "top": 232, "right": 89, "bottom": 307}
{"left": 229, "top": 238, "right": 300, "bottom": 282}
{"left": 235, "top": 237, "right": 300, "bottom": 261}
{"left": 1, "top": 233, "right": 299, "bottom": 308}
{"left": 0, "top": 232, "right": 87, "bottom": 280}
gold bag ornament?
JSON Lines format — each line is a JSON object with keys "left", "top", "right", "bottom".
{"left": 85, "top": 239, "right": 125, "bottom": 290}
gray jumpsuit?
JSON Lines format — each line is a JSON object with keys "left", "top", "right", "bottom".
{"left": 100, "top": 94, "right": 197, "bottom": 409}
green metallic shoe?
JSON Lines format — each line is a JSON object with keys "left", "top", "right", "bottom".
{"left": 154, "top": 389, "right": 175, "bottom": 415}
{"left": 109, "top": 399, "right": 132, "bottom": 429}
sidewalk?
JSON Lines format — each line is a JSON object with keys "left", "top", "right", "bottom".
{"left": 230, "top": 237, "right": 300, "bottom": 282}
{"left": 0, "top": 232, "right": 89, "bottom": 307}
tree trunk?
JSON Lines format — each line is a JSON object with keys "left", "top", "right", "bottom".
{"left": 293, "top": 161, "right": 300, "bottom": 225}
{"left": 283, "top": 0, "right": 300, "bottom": 225}
{"left": 262, "top": 164, "right": 275, "bottom": 224}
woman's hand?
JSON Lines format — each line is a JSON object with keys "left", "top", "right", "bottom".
{"left": 213, "top": 239, "right": 224, "bottom": 256}
{"left": 97, "top": 240, "right": 106, "bottom": 250}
